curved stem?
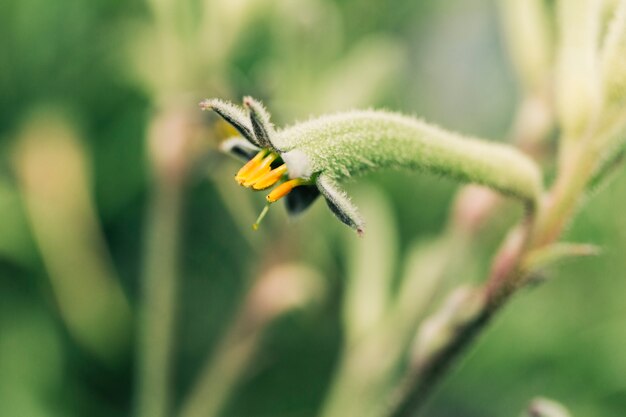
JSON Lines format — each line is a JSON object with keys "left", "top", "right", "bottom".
{"left": 390, "top": 142, "right": 598, "bottom": 416}
{"left": 389, "top": 105, "right": 604, "bottom": 417}
{"left": 278, "top": 111, "right": 543, "bottom": 208}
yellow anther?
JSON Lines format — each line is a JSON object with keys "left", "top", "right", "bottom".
{"left": 242, "top": 153, "right": 278, "bottom": 187}
{"left": 252, "top": 164, "right": 288, "bottom": 190}
{"left": 235, "top": 149, "right": 267, "bottom": 184}
{"left": 266, "top": 178, "right": 303, "bottom": 203}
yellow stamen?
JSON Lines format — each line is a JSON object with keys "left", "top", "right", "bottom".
{"left": 266, "top": 179, "right": 303, "bottom": 203}
{"left": 242, "top": 153, "right": 278, "bottom": 187}
{"left": 235, "top": 149, "right": 267, "bottom": 184}
{"left": 252, "top": 164, "right": 288, "bottom": 190}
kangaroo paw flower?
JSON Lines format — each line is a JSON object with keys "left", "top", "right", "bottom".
{"left": 202, "top": 97, "right": 543, "bottom": 234}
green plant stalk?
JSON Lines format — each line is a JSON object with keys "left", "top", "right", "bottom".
{"left": 392, "top": 55, "right": 619, "bottom": 416}
{"left": 135, "top": 104, "right": 194, "bottom": 417}
{"left": 14, "top": 115, "right": 132, "bottom": 363}
{"left": 135, "top": 178, "right": 183, "bottom": 417}
{"left": 391, "top": 228, "right": 527, "bottom": 417}
{"left": 322, "top": 228, "right": 472, "bottom": 417}
{"left": 393, "top": 168, "right": 599, "bottom": 415}
{"left": 531, "top": 146, "right": 599, "bottom": 247}
{"left": 321, "top": 325, "right": 408, "bottom": 417}
{"left": 340, "top": 187, "right": 398, "bottom": 346}
{"left": 207, "top": 98, "right": 543, "bottom": 234}
{"left": 325, "top": 90, "right": 554, "bottom": 417}
{"left": 554, "top": 0, "right": 603, "bottom": 174}
{"left": 277, "top": 111, "right": 542, "bottom": 207}
{"left": 393, "top": 285, "right": 486, "bottom": 417}
{"left": 391, "top": 142, "right": 600, "bottom": 417}
{"left": 387, "top": 40, "right": 577, "bottom": 414}
{"left": 500, "top": 0, "right": 553, "bottom": 93}
{"left": 601, "top": 0, "right": 626, "bottom": 110}
{"left": 390, "top": 0, "right": 626, "bottom": 412}
{"left": 555, "top": 0, "right": 602, "bottom": 140}
{"left": 178, "top": 315, "right": 262, "bottom": 417}
{"left": 388, "top": 0, "right": 626, "bottom": 394}
{"left": 178, "top": 262, "right": 322, "bottom": 417}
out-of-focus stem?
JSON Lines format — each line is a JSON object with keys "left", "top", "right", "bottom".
{"left": 135, "top": 106, "right": 194, "bottom": 417}
{"left": 531, "top": 146, "right": 598, "bottom": 247}
{"left": 321, "top": 325, "right": 408, "bottom": 417}
{"left": 178, "top": 264, "right": 322, "bottom": 417}
{"left": 555, "top": 0, "right": 603, "bottom": 140}
{"left": 14, "top": 113, "right": 132, "bottom": 363}
{"left": 392, "top": 286, "right": 487, "bottom": 417}
{"left": 178, "top": 311, "right": 261, "bottom": 417}
{"left": 136, "top": 178, "right": 182, "bottom": 417}
{"left": 322, "top": 222, "right": 472, "bottom": 417}
{"left": 388, "top": 32, "right": 561, "bottom": 416}
{"left": 391, "top": 141, "right": 599, "bottom": 416}
{"left": 510, "top": 92, "right": 554, "bottom": 160}
{"left": 500, "top": 0, "right": 553, "bottom": 93}
{"left": 391, "top": 217, "right": 533, "bottom": 417}
{"left": 319, "top": 188, "right": 471, "bottom": 417}
{"left": 393, "top": 141, "right": 602, "bottom": 414}
{"left": 387, "top": 3, "right": 624, "bottom": 415}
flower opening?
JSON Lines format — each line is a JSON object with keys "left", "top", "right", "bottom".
{"left": 232, "top": 147, "right": 310, "bottom": 229}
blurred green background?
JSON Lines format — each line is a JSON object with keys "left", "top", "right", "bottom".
{"left": 1, "top": 0, "right": 625, "bottom": 416}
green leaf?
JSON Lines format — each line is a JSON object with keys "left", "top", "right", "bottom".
{"left": 522, "top": 242, "right": 601, "bottom": 274}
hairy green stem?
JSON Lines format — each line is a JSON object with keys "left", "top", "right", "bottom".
{"left": 386, "top": 2, "right": 626, "bottom": 414}
{"left": 277, "top": 111, "right": 543, "bottom": 207}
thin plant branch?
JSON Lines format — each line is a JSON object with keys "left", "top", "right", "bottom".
{"left": 135, "top": 106, "right": 194, "bottom": 417}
